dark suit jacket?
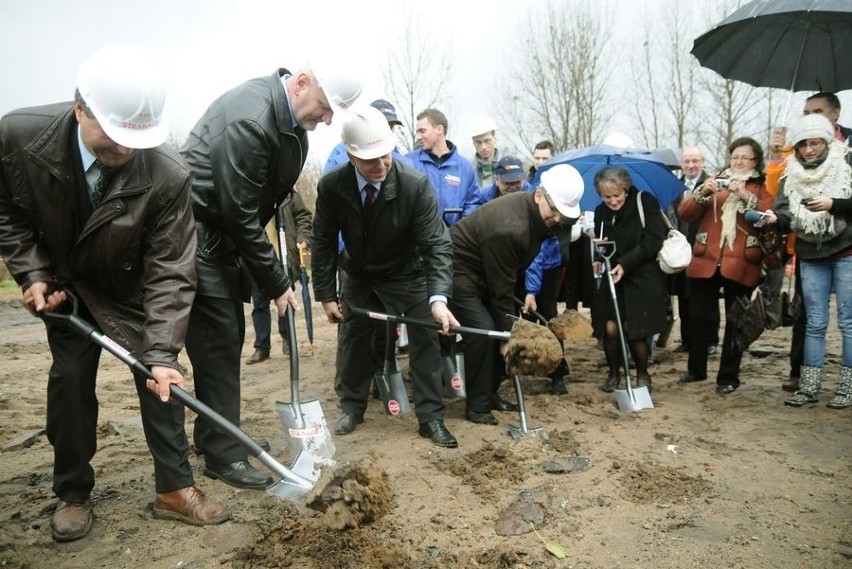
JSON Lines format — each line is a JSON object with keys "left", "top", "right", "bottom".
{"left": 311, "top": 159, "right": 453, "bottom": 303}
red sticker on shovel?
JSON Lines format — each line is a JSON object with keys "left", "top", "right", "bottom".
{"left": 451, "top": 376, "right": 463, "bottom": 390}
{"left": 387, "top": 400, "right": 401, "bottom": 415}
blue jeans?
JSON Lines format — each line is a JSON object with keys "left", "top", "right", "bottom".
{"left": 800, "top": 255, "right": 852, "bottom": 368}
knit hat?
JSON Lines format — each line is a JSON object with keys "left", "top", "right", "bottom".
{"left": 790, "top": 114, "right": 834, "bottom": 146}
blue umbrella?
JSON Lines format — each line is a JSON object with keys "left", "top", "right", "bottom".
{"left": 533, "top": 144, "right": 685, "bottom": 212}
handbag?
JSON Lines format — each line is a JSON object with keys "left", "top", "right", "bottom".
{"left": 636, "top": 192, "right": 692, "bottom": 274}
{"left": 757, "top": 225, "right": 785, "bottom": 270}
{"left": 780, "top": 265, "right": 803, "bottom": 327}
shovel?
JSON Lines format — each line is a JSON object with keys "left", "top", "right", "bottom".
{"left": 441, "top": 334, "right": 466, "bottom": 398}
{"left": 38, "top": 292, "right": 318, "bottom": 503}
{"left": 275, "top": 205, "right": 336, "bottom": 480}
{"left": 375, "top": 321, "right": 412, "bottom": 415}
{"left": 597, "top": 241, "right": 654, "bottom": 412}
{"left": 346, "top": 304, "right": 553, "bottom": 438}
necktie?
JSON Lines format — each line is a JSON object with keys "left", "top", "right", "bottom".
{"left": 363, "top": 184, "right": 377, "bottom": 223}
{"left": 90, "top": 160, "right": 115, "bottom": 210}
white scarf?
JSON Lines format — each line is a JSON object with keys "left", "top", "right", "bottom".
{"left": 783, "top": 141, "right": 852, "bottom": 240}
{"left": 718, "top": 168, "right": 758, "bottom": 250}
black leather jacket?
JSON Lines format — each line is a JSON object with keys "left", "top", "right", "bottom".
{"left": 181, "top": 69, "right": 307, "bottom": 301}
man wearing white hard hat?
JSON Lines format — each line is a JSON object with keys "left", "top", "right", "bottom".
{"left": 180, "top": 61, "right": 363, "bottom": 489}
{"left": 449, "top": 164, "right": 584, "bottom": 425}
{"left": 312, "top": 104, "right": 462, "bottom": 448}
{"left": 0, "top": 44, "right": 229, "bottom": 541}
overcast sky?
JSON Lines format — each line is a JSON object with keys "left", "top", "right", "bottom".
{"left": 2, "top": 0, "right": 850, "bottom": 164}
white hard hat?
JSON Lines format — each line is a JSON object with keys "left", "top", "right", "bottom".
{"left": 310, "top": 60, "right": 363, "bottom": 110}
{"left": 539, "top": 164, "right": 584, "bottom": 218}
{"left": 341, "top": 104, "right": 397, "bottom": 160}
{"left": 76, "top": 43, "right": 169, "bottom": 149}
{"left": 469, "top": 114, "right": 498, "bottom": 137}
{"left": 602, "top": 131, "right": 634, "bottom": 148}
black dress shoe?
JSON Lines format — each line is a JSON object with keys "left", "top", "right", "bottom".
{"left": 600, "top": 372, "right": 619, "bottom": 393}
{"left": 678, "top": 372, "right": 707, "bottom": 383}
{"left": 203, "top": 460, "right": 272, "bottom": 490}
{"left": 550, "top": 377, "right": 568, "bottom": 395}
{"left": 333, "top": 414, "right": 363, "bottom": 436}
{"left": 672, "top": 344, "right": 689, "bottom": 353}
{"left": 465, "top": 410, "right": 499, "bottom": 425}
{"left": 492, "top": 395, "right": 519, "bottom": 412}
{"left": 418, "top": 420, "right": 458, "bottom": 448}
{"left": 716, "top": 383, "right": 738, "bottom": 395}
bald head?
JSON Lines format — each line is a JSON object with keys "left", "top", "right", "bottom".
{"left": 681, "top": 147, "right": 704, "bottom": 180}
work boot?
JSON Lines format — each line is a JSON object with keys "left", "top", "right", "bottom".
{"left": 827, "top": 366, "right": 852, "bottom": 409}
{"left": 153, "top": 486, "right": 230, "bottom": 526}
{"left": 245, "top": 349, "right": 270, "bottom": 365}
{"left": 51, "top": 497, "right": 93, "bottom": 542}
{"left": 785, "top": 365, "right": 821, "bottom": 407}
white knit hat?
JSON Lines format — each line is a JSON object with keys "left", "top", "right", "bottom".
{"left": 790, "top": 114, "right": 834, "bottom": 146}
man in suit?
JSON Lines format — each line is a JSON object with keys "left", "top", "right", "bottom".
{"left": 671, "top": 147, "right": 719, "bottom": 357}
{"left": 312, "top": 105, "right": 460, "bottom": 448}
{"left": 181, "top": 62, "right": 362, "bottom": 489}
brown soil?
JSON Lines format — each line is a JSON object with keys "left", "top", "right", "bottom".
{"left": 0, "top": 287, "right": 851, "bottom": 568}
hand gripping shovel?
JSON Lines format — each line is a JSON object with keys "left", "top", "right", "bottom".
{"left": 345, "top": 304, "right": 552, "bottom": 440}
{"left": 375, "top": 320, "right": 412, "bottom": 415}
{"left": 275, "top": 205, "right": 336, "bottom": 485}
{"left": 38, "top": 293, "right": 317, "bottom": 503}
{"left": 597, "top": 241, "right": 654, "bottom": 412}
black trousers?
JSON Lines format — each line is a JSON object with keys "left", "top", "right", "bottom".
{"left": 686, "top": 269, "right": 754, "bottom": 385}
{"left": 338, "top": 272, "right": 444, "bottom": 424}
{"left": 45, "top": 302, "right": 193, "bottom": 501}
{"left": 677, "top": 288, "right": 720, "bottom": 348}
{"left": 185, "top": 293, "right": 247, "bottom": 464}
{"left": 449, "top": 293, "right": 499, "bottom": 414}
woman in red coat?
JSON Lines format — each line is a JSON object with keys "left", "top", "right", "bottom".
{"left": 677, "top": 137, "right": 774, "bottom": 394}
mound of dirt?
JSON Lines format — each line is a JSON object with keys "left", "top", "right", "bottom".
{"left": 548, "top": 310, "right": 593, "bottom": 343}
{"left": 305, "top": 455, "right": 393, "bottom": 530}
{"left": 614, "top": 461, "right": 714, "bottom": 504}
{"left": 436, "top": 442, "right": 528, "bottom": 500}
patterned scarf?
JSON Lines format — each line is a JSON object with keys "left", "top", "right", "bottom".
{"left": 782, "top": 141, "right": 851, "bottom": 242}
{"left": 717, "top": 168, "right": 758, "bottom": 250}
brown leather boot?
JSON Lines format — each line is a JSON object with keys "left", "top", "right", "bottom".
{"left": 245, "top": 349, "right": 270, "bottom": 365}
{"left": 52, "top": 497, "right": 93, "bottom": 542}
{"left": 153, "top": 486, "right": 230, "bottom": 526}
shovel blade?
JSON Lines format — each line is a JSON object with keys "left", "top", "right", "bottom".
{"left": 375, "top": 365, "right": 412, "bottom": 416}
{"left": 276, "top": 399, "right": 336, "bottom": 461}
{"left": 614, "top": 385, "right": 654, "bottom": 412}
{"left": 266, "top": 478, "right": 314, "bottom": 502}
{"left": 507, "top": 423, "right": 549, "bottom": 441}
{"left": 442, "top": 354, "right": 466, "bottom": 398}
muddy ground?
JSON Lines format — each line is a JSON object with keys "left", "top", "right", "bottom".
{"left": 0, "top": 284, "right": 850, "bottom": 568}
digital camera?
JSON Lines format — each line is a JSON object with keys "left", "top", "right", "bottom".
{"left": 715, "top": 178, "right": 730, "bottom": 188}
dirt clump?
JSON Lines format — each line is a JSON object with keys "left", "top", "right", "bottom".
{"left": 615, "top": 461, "right": 714, "bottom": 504}
{"left": 305, "top": 455, "right": 393, "bottom": 530}
{"left": 437, "top": 442, "right": 528, "bottom": 500}
{"left": 548, "top": 310, "right": 593, "bottom": 343}
{"left": 505, "top": 319, "right": 563, "bottom": 376}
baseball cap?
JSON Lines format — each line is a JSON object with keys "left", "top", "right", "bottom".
{"left": 370, "top": 99, "right": 401, "bottom": 126}
{"left": 494, "top": 156, "right": 526, "bottom": 182}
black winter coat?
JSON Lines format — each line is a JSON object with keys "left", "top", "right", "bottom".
{"left": 593, "top": 188, "right": 668, "bottom": 339}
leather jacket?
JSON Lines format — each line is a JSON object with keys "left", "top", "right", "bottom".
{"left": 0, "top": 103, "right": 197, "bottom": 369}
{"left": 181, "top": 69, "right": 307, "bottom": 301}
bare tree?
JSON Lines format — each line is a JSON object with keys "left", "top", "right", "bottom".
{"left": 381, "top": 6, "right": 455, "bottom": 151}
{"left": 494, "top": 1, "right": 612, "bottom": 157}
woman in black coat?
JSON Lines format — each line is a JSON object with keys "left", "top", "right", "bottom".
{"left": 592, "top": 167, "right": 669, "bottom": 392}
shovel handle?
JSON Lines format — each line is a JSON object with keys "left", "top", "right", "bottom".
{"left": 38, "top": 293, "right": 313, "bottom": 488}
{"left": 345, "top": 303, "right": 511, "bottom": 340}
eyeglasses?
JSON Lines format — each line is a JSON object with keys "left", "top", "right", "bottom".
{"left": 795, "top": 139, "right": 827, "bottom": 151}
{"left": 730, "top": 155, "right": 755, "bottom": 162}
{"left": 542, "top": 190, "right": 558, "bottom": 211}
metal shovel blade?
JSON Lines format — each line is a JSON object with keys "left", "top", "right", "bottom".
{"left": 506, "top": 374, "right": 548, "bottom": 441}
{"left": 442, "top": 352, "right": 467, "bottom": 398}
{"left": 614, "top": 382, "right": 655, "bottom": 412}
{"left": 276, "top": 398, "right": 337, "bottom": 468}
{"left": 376, "top": 359, "right": 412, "bottom": 416}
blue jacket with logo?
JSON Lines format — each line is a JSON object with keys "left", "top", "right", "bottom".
{"left": 406, "top": 141, "right": 480, "bottom": 225}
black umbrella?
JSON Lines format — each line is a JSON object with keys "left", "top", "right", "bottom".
{"left": 692, "top": 0, "right": 852, "bottom": 117}
{"left": 298, "top": 247, "right": 314, "bottom": 345}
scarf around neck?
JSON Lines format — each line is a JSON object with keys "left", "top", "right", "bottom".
{"left": 783, "top": 141, "right": 851, "bottom": 241}
{"left": 718, "top": 168, "right": 758, "bottom": 250}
